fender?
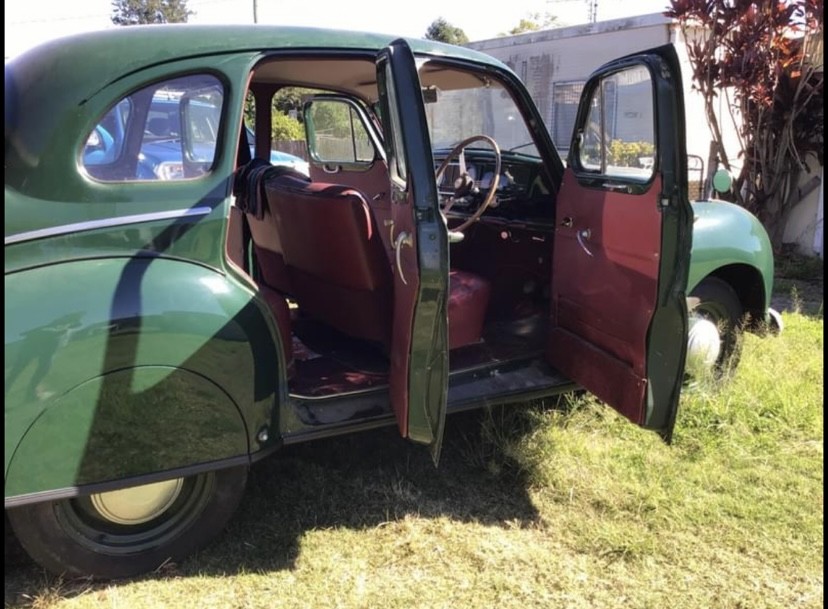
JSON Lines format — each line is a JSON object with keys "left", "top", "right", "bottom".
{"left": 5, "top": 366, "right": 247, "bottom": 502}
{"left": 5, "top": 256, "right": 285, "bottom": 502}
{"left": 689, "top": 201, "right": 774, "bottom": 319}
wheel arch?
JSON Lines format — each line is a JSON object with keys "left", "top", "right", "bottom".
{"left": 690, "top": 263, "right": 767, "bottom": 331}
{"left": 688, "top": 200, "right": 774, "bottom": 329}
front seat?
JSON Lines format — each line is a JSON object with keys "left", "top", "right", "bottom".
{"left": 265, "top": 173, "right": 491, "bottom": 351}
{"left": 147, "top": 117, "right": 170, "bottom": 137}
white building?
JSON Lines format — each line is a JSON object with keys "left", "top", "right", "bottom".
{"left": 468, "top": 13, "right": 823, "bottom": 257}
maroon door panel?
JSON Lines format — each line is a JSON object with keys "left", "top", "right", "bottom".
{"left": 549, "top": 170, "right": 663, "bottom": 424}
{"left": 377, "top": 40, "right": 448, "bottom": 461}
{"left": 546, "top": 45, "right": 691, "bottom": 440}
{"left": 389, "top": 212, "right": 420, "bottom": 437}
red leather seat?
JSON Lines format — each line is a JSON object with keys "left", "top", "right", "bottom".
{"left": 448, "top": 270, "right": 491, "bottom": 350}
{"left": 265, "top": 173, "right": 490, "bottom": 351}
{"left": 235, "top": 161, "right": 309, "bottom": 295}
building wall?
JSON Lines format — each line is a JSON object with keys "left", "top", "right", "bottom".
{"left": 468, "top": 13, "right": 822, "bottom": 256}
{"left": 783, "top": 156, "right": 824, "bottom": 258}
{"left": 672, "top": 25, "right": 745, "bottom": 189}
{"left": 469, "top": 14, "right": 672, "bottom": 155}
{"left": 468, "top": 14, "right": 742, "bottom": 191}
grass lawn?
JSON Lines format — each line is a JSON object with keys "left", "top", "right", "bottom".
{"left": 5, "top": 275, "right": 823, "bottom": 608}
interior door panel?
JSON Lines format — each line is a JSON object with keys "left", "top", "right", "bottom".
{"left": 547, "top": 45, "right": 691, "bottom": 439}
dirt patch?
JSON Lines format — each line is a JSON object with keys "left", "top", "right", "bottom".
{"left": 769, "top": 249, "right": 823, "bottom": 317}
{"left": 771, "top": 277, "right": 823, "bottom": 317}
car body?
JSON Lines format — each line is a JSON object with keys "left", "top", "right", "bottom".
{"left": 4, "top": 25, "right": 775, "bottom": 579}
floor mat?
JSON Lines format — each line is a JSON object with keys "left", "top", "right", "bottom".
{"left": 292, "top": 318, "right": 389, "bottom": 375}
{"left": 289, "top": 356, "right": 388, "bottom": 398}
{"left": 287, "top": 314, "right": 546, "bottom": 398}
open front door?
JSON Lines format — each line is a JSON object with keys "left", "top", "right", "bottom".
{"left": 377, "top": 40, "right": 449, "bottom": 462}
{"left": 548, "top": 45, "right": 692, "bottom": 441}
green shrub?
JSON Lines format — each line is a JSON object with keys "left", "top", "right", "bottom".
{"left": 607, "top": 139, "right": 654, "bottom": 167}
{"left": 271, "top": 112, "right": 304, "bottom": 141}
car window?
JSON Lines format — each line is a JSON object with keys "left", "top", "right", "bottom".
{"left": 82, "top": 74, "right": 225, "bottom": 182}
{"left": 382, "top": 61, "right": 408, "bottom": 182}
{"left": 418, "top": 62, "right": 539, "bottom": 159}
{"left": 576, "top": 65, "right": 655, "bottom": 180}
{"left": 305, "top": 98, "right": 375, "bottom": 164}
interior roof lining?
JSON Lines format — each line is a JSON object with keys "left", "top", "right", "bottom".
{"left": 250, "top": 55, "right": 503, "bottom": 103}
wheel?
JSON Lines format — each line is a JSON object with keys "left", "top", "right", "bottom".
{"left": 686, "top": 277, "right": 743, "bottom": 379}
{"left": 6, "top": 466, "right": 247, "bottom": 580}
{"left": 434, "top": 134, "right": 501, "bottom": 234}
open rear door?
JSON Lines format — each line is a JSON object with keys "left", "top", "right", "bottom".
{"left": 548, "top": 45, "right": 692, "bottom": 441}
{"left": 376, "top": 40, "right": 449, "bottom": 462}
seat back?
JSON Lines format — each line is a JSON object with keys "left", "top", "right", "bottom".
{"left": 266, "top": 174, "right": 393, "bottom": 347}
{"left": 147, "top": 117, "right": 171, "bottom": 136}
{"left": 246, "top": 211, "right": 292, "bottom": 294}
{"left": 234, "top": 161, "right": 308, "bottom": 294}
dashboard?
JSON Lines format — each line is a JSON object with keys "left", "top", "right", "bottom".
{"left": 433, "top": 148, "right": 555, "bottom": 225}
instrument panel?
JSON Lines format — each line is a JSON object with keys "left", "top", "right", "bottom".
{"left": 434, "top": 151, "right": 554, "bottom": 223}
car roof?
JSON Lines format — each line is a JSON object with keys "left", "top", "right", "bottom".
{"left": 4, "top": 25, "right": 512, "bottom": 195}
{"left": 7, "top": 24, "right": 508, "bottom": 96}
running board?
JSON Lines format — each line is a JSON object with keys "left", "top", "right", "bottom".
{"left": 281, "top": 357, "right": 574, "bottom": 445}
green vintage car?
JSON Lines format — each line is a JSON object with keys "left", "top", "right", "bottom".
{"left": 4, "top": 25, "right": 776, "bottom": 579}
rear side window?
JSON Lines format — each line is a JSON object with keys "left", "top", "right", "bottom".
{"left": 82, "top": 74, "right": 224, "bottom": 182}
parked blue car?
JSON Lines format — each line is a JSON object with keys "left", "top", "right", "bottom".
{"left": 83, "top": 95, "right": 308, "bottom": 179}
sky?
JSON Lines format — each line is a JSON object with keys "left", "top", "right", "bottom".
{"left": 5, "top": 0, "right": 672, "bottom": 60}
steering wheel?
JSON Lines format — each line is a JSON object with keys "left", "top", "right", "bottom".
{"left": 434, "top": 134, "right": 501, "bottom": 235}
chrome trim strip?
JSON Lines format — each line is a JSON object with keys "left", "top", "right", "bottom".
{"left": 4, "top": 206, "right": 214, "bottom": 246}
{"left": 288, "top": 384, "right": 389, "bottom": 401}
{"left": 4, "top": 454, "right": 250, "bottom": 508}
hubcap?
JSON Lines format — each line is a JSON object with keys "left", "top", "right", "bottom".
{"left": 686, "top": 315, "right": 721, "bottom": 376}
{"left": 89, "top": 478, "right": 184, "bottom": 525}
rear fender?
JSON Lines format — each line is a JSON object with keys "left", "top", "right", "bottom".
{"left": 5, "top": 367, "right": 247, "bottom": 501}
{"left": 5, "top": 257, "right": 285, "bottom": 501}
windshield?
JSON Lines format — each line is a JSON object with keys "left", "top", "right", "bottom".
{"left": 418, "top": 62, "right": 539, "bottom": 158}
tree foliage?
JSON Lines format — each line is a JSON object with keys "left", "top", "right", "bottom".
{"left": 271, "top": 112, "right": 304, "bottom": 141}
{"left": 424, "top": 18, "right": 469, "bottom": 45}
{"left": 500, "top": 12, "right": 560, "bottom": 36}
{"left": 111, "top": 0, "right": 192, "bottom": 25}
{"left": 273, "top": 89, "right": 306, "bottom": 118}
{"left": 244, "top": 90, "right": 307, "bottom": 143}
{"left": 666, "top": 0, "right": 824, "bottom": 247}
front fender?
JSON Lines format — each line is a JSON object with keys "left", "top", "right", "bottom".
{"left": 689, "top": 201, "right": 774, "bottom": 312}
{"left": 5, "top": 256, "right": 285, "bottom": 500}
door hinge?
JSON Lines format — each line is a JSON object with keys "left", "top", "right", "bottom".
{"left": 415, "top": 208, "right": 431, "bottom": 221}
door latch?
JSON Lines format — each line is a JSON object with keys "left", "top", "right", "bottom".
{"left": 576, "top": 229, "right": 594, "bottom": 257}
{"left": 394, "top": 231, "right": 413, "bottom": 285}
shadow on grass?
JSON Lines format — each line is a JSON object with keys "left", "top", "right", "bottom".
{"left": 4, "top": 401, "right": 556, "bottom": 601}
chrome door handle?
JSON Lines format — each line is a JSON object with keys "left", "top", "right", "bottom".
{"left": 576, "top": 228, "right": 593, "bottom": 257}
{"left": 394, "top": 231, "right": 413, "bottom": 285}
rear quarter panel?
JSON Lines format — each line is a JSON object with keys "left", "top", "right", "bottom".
{"left": 4, "top": 257, "right": 284, "bottom": 501}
